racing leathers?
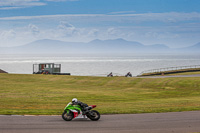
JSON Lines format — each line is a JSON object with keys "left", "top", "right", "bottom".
{"left": 72, "top": 100, "right": 89, "bottom": 114}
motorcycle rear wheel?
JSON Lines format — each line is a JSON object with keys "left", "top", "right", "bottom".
{"left": 62, "top": 111, "right": 74, "bottom": 121}
{"left": 87, "top": 110, "right": 100, "bottom": 121}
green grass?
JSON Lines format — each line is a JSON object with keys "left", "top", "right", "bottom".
{"left": 140, "top": 68, "right": 200, "bottom": 76}
{"left": 0, "top": 73, "right": 200, "bottom": 115}
{"left": 146, "top": 71, "right": 200, "bottom": 76}
{"left": 165, "top": 71, "right": 200, "bottom": 76}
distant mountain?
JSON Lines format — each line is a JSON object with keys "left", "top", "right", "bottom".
{"left": 183, "top": 42, "right": 200, "bottom": 51}
{"left": 148, "top": 44, "right": 169, "bottom": 49}
{"left": 172, "top": 42, "right": 200, "bottom": 54}
{"left": 0, "top": 39, "right": 87, "bottom": 54}
{"left": 20, "top": 39, "right": 84, "bottom": 53}
{"left": 0, "top": 38, "right": 199, "bottom": 54}
{"left": 87, "top": 38, "right": 146, "bottom": 53}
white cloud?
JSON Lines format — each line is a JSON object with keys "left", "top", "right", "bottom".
{"left": 28, "top": 24, "right": 40, "bottom": 35}
{"left": 58, "top": 21, "right": 74, "bottom": 29}
{"left": 0, "top": 0, "right": 79, "bottom": 10}
{"left": 0, "top": 29, "right": 16, "bottom": 39}
{"left": 45, "top": 0, "right": 78, "bottom": 2}
{"left": 0, "top": 12, "right": 200, "bottom": 23}
{"left": 88, "top": 29, "right": 99, "bottom": 37}
{"left": 144, "top": 32, "right": 180, "bottom": 39}
{"left": 108, "top": 11, "right": 136, "bottom": 15}
{"left": 0, "top": 24, "right": 199, "bottom": 48}
{"left": 0, "top": 6, "right": 24, "bottom": 10}
{"left": 0, "top": 14, "right": 103, "bottom": 20}
{"left": 107, "top": 28, "right": 118, "bottom": 35}
{"left": 0, "top": 0, "right": 46, "bottom": 10}
{"left": 57, "top": 21, "right": 79, "bottom": 37}
{"left": 0, "top": 12, "right": 200, "bottom": 47}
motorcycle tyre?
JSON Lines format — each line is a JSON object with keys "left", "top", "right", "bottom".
{"left": 87, "top": 110, "right": 100, "bottom": 121}
{"left": 62, "top": 111, "right": 74, "bottom": 121}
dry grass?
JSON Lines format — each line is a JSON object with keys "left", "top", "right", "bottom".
{"left": 0, "top": 73, "right": 200, "bottom": 115}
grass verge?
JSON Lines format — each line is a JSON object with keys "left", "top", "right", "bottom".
{"left": 140, "top": 68, "right": 200, "bottom": 76}
{"left": 0, "top": 73, "right": 200, "bottom": 115}
{"left": 164, "top": 71, "right": 200, "bottom": 76}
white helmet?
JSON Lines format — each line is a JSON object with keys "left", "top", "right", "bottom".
{"left": 72, "top": 98, "right": 78, "bottom": 103}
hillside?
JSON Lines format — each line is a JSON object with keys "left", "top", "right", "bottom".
{"left": 0, "top": 73, "right": 200, "bottom": 115}
{"left": 0, "top": 69, "right": 8, "bottom": 73}
{"left": 0, "top": 38, "right": 199, "bottom": 54}
{"left": 0, "top": 38, "right": 171, "bottom": 54}
{"left": 181, "top": 42, "right": 200, "bottom": 52}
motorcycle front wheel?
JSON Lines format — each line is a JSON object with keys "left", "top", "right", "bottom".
{"left": 86, "top": 110, "right": 100, "bottom": 121}
{"left": 62, "top": 111, "right": 74, "bottom": 121}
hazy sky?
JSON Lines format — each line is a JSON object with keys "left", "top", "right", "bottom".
{"left": 0, "top": 0, "right": 200, "bottom": 48}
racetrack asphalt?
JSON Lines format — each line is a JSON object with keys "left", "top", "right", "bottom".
{"left": 0, "top": 111, "right": 200, "bottom": 133}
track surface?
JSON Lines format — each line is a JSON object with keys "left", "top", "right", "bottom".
{"left": 0, "top": 111, "right": 200, "bottom": 133}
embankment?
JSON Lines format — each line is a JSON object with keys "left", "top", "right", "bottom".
{"left": 0, "top": 73, "right": 200, "bottom": 115}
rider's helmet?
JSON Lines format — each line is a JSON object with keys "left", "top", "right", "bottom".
{"left": 72, "top": 98, "right": 78, "bottom": 104}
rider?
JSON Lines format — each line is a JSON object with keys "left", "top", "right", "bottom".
{"left": 107, "top": 72, "right": 113, "bottom": 77}
{"left": 71, "top": 98, "right": 89, "bottom": 114}
{"left": 125, "top": 72, "right": 132, "bottom": 77}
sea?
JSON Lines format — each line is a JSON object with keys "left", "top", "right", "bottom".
{"left": 0, "top": 54, "right": 200, "bottom": 76}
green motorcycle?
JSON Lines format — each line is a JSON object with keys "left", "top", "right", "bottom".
{"left": 62, "top": 102, "right": 100, "bottom": 121}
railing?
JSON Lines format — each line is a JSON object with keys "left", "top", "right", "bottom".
{"left": 138, "top": 65, "right": 200, "bottom": 76}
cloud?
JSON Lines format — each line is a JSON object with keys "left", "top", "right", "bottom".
{"left": 58, "top": 21, "right": 74, "bottom": 29}
{"left": 0, "top": 0, "right": 79, "bottom": 10}
{"left": 28, "top": 24, "right": 40, "bottom": 35}
{"left": 0, "top": 29, "right": 18, "bottom": 47}
{"left": 45, "top": 0, "right": 78, "bottom": 2}
{"left": 57, "top": 21, "right": 80, "bottom": 37}
{"left": 108, "top": 11, "right": 136, "bottom": 15}
{"left": 0, "top": 12, "right": 200, "bottom": 23}
{"left": 0, "top": 6, "right": 25, "bottom": 10}
{"left": 88, "top": 29, "right": 99, "bottom": 37}
{"left": 0, "top": 12, "right": 200, "bottom": 47}
{"left": 0, "top": 0, "right": 46, "bottom": 10}
{"left": 144, "top": 31, "right": 180, "bottom": 39}
{"left": 0, "top": 14, "right": 103, "bottom": 20}
{"left": 0, "top": 29, "right": 16, "bottom": 39}
{"left": 107, "top": 28, "right": 118, "bottom": 35}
